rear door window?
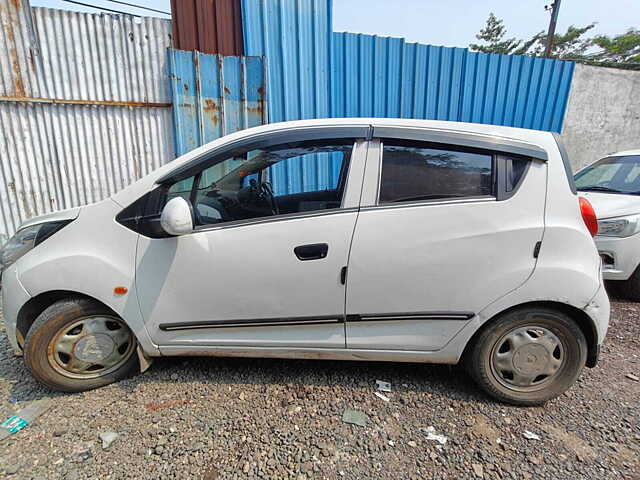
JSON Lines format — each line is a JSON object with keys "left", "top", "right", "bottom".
{"left": 379, "top": 140, "right": 494, "bottom": 203}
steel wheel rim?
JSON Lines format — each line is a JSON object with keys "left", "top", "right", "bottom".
{"left": 47, "top": 316, "right": 135, "bottom": 379}
{"left": 490, "top": 325, "right": 565, "bottom": 392}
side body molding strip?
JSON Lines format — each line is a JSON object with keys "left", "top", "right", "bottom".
{"left": 160, "top": 312, "right": 475, "bottom": 331}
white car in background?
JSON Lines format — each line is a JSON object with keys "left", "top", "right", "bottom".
{"left": 1, "top": 118, "right": 609, "bottom": 405}
{"left": 575, "top": 150, "right": 640, "bottom": 299}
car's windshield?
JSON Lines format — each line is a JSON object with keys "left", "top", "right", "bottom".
{"left": 574, "top": 155, "right": 640, "bottom": 195}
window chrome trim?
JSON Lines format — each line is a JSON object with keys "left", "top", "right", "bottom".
{"left": 190, "top": 207, "right": 359, "bottom": 234}
{"left": 364, "top": 195, "right": 496, "bottom": 211}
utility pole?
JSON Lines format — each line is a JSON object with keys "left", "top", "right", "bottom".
{"left": 544, "top": 0, "right": 561, "bottom": 58}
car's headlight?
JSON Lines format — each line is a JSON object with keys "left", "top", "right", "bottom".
{"left": 0, "top": 221, "right": 72, "bottom": 271}
{"left": 597, "top": 214, "right": 640, "bottom": 237}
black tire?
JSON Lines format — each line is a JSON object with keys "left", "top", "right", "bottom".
{"left": 613, "top": 266, "right": 640, "bottom": 301}
{"left": 466, "top": 307, "right": 587, "bottom": 406}
{"left": 24, "top": 297, "right": 139, "bottom": 392}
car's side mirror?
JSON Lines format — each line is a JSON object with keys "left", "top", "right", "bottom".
{"left": 160, "top": 197, "right": 194, "bottom": 236}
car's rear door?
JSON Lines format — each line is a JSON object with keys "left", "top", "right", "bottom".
{"left": 345, "top": 127, "right": 547, "bottom": 351}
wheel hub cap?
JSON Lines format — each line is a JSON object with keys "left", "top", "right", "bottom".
{"left": 512, "top": 343, "right": 549, "bottom": 376}
{"left": 48, "top": 315, "right": 135, "bottom": 379}
{"left": 73, "top": 334, "right": 115, "bottom": 363}
{"left": 491, "top": 325, "right": 565, "bottom": 391}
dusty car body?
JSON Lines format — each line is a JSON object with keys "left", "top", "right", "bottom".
{"left": 1, "top": 118, "right": 609, "bottom": 405}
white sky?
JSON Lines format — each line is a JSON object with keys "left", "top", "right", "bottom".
{"left": 31, "top": 0, "right": 638, "bottom": 48}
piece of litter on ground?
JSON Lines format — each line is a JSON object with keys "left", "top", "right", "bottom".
{"left": 0, "top": 398, "right": 53, "bottom": 441}
{"left": 625, "top": 373, "right": 639, "bottom": 382}
{"left": 522, "top": 430, "right": 541, "bottom": 440}
{"left": 418, "top": 426, "right": 448, "bottom": 445}
{"left": 342, "top": 409, "right": 368, "bottom": 427}
{"left": 99, "top": 431, "right": 119, "bottom": 450}
{"left": 375, "top": 380, "right": 391, "bottom": 392}
{"left": 374, "top": 392, "right": 390, "bottom": 402}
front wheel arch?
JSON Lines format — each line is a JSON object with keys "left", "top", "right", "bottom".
{"left": 462, "top": 301, "right": 598, "bottom": 368}
{"left": 16, "top": 291, "right": 140, "bottom": 353}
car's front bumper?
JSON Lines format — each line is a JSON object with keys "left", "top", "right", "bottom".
{"left": 1, "top": 264, "right": 31, "bottom": 355}
{"left": 595, "top": 233, "right": 640, "bottom": 281}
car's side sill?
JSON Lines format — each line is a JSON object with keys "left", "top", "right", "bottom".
{"left": 158, "top": 345, "right": 459, "bottom": 364}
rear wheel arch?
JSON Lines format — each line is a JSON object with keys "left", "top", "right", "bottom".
{"left": 463, "top": 301, "right": 598, "bottom": 368}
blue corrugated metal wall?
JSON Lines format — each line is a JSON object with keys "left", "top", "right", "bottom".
{"left": 241, "top": 0, "right": 333, "bottom": 122}
{"left": 331, "top": 33, "right": 574, "bottom": 132}
{"left": 240, "top": 0, "right": 575, "bottom": 195}
{"left": 168, "top": 48, "right": 266, "bottom": 156}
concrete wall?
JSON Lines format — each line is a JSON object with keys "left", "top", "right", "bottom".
{"left": 561, "top": 64, "right": 640, "bottom": 171}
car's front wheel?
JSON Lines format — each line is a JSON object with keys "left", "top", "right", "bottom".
{"left": 466, "top": 307, "right": 587, "bottom": 406}
{"left": 24, "top": 298, "right": 139, "bottom": 392}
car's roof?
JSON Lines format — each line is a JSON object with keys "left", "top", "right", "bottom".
{"left": 608, "top": 149, "right": 640, "bottom": 157}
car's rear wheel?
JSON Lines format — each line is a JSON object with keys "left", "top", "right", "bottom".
{"left": 466, "top": 307, "right": 587, "bottom": 406}
{"left": 24, "top": 298, "right": 139, "bottom": 392}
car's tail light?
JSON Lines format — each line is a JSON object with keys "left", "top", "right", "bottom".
{"left": 579, "top": 197, "right": 598, "bottom": 237}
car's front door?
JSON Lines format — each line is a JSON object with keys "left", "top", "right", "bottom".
{"left": 134, "top": 134, "right": 368, "bottom": 350}
{"left": 345, "top": 130, "right": 547, "bottom": 351}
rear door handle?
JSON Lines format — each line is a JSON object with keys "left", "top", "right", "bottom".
{"left": 294, "top": 243, "right": 328, "bottom": 261}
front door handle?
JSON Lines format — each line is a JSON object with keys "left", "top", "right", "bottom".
{"left": 294, "top": 243, "right": 328, "bottom": 261}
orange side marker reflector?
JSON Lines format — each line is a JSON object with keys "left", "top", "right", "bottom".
{"left": 114, "top": 286, "right": 128, "bottom": 295}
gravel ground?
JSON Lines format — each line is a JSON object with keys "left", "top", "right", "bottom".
{"left": 0, "top": 298, "right": 638, "bottom": 479}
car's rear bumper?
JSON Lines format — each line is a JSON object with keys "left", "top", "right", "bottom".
{"left": 595, "top": 234, "right": 640, "bottom": 281}
{"left": 584, "top": 281, "right": 610, "bottom": 345}
{"left": 1, "top": 264, "right": 30, "bottom": 355}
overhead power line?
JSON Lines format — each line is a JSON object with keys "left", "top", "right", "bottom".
{"left": 104, "top": 0, "right": 170, "bottom": 16}
{"left": 61, "top": 0, "right": 170, "bottom": 17}
{"left": 61, "top": 0, "right": 141, "bottom": 16}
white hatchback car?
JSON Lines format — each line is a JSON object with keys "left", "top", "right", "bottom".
{"left": 1, "top": 119, "right": 609, "bottom": 405}
{"left": 575, "top": 150, "right": 640, "bottom": 299}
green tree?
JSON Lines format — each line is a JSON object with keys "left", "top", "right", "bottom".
{"left": 469, "top": 13, "right": 529, "bottom": 55}
{"left": 591, "top": 29, "right": 640, "bottom": 63}
{"left": 470, "top": 14, "right": 594, "bottom": 60}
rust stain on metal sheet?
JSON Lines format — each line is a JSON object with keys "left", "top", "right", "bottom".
{"left": 246, "top": 105, "right": 263, "bottom": 114}
{"left": 203, "top": 98, "right": 220, "bottom": 124}
{"left": 223, "top": 87, "right": 231, "bottom": 95}
{"left": 10, "top": 0, "right": 23, "bottom": 10}
{"left": 3, "top": 8, "right": 26, "bottom": 97}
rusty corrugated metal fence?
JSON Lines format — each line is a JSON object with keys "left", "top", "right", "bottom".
{"left": 0, "top": 2, "right": 174, "bottom": 243}
{"left": 168, "top": 48, "right": 265, "bottom": 156}
{"left": 170, "top": 0, "right": 243, "bottom": 55}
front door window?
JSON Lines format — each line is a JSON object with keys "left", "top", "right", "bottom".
{"left": 166, "top": 139, "right": 354, "bottom": 227}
